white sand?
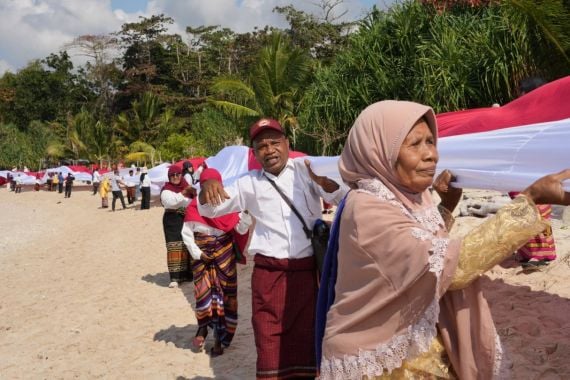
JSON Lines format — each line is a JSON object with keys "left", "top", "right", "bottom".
{"left": 1, "top": 186, "right": 569, "bottom": 379}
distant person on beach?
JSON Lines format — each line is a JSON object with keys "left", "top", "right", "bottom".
{"left": 64, "top": 173, "right": 75, "bottom": 198}
{"left": 110, "top": 170, "right": 127, "bottom": 211}
{"left": 182, "top": 161, "right": 195, "bottom": 185}
{"left": 160, "top": 165, "right": 195, "bottom": 288}
{"left": 182, "top": 168, "right": 252, "bottom": 357}
{"left": 99, "top": 175, "right": 111, "bottom": 208}
{"left": 7, "top": 172, "right": 14, "bottom": 191}
{"left": 52, "top": 173, "right": 60, "bottom": 193}
{"left": 139, "top": 168, "right": 151, "bottom": 210}
{"left": 135, "top": 167, "right": 141, "bottom": 201}
{"left": 14, "top": 174, "right": 22, "bottom": 193}
{"left": 92, "top": 168, "right": 101, "bottom": 195}
{"left": 57, "top": 172, "right": 64, "bottom": 194}
{"left": 125, "top": 169, "right": 137, "bottom": 204}
{"left": 198, "top": 118, "right": 346, "bottom": 378}
{"left": 316, "top": 100, "right": 570, "bottom": 380}
{"left": 46, "top": 173, "right": 53, "bottom": 191}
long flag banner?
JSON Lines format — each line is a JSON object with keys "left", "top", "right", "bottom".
{"left": 3, "top": 76, "right": 569, "bottom": 193}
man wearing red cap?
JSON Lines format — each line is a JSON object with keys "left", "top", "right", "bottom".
{"left": 199, "top": 118, "right": 346, "bottom": 379}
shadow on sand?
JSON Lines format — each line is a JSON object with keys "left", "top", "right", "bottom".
{"left": 141, "top": 271, "right": 171, "bottom": 288}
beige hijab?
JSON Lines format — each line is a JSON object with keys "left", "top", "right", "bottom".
{"left": 330, "top": 101, "right": 497, "bottom": 379}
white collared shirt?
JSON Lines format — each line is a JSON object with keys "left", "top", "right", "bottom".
{"left": 160, "top": 190, "right": 190, "bottom": 210}
{"left": 181, "top": 212, "right": 252, "bottom": 260}
{"left": 198, "top": 158, "right": 347, "bottom": 259}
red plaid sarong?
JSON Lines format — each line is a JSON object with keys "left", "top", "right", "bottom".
{"left": 252, "top": 254, "right": 317, "bottom": 379}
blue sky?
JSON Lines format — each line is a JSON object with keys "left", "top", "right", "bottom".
{"left": 0, "top": 0, "right": 394, "bottom": 75}
{"left": 111, "top": 0, "right": 147, "bottom": 13}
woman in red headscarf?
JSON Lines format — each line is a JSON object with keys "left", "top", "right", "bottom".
{"left": 161, "top": 164, "right": 195, "bottom": 288}
{"left": 182, "top": 168, "right": 251, "bottom": 357}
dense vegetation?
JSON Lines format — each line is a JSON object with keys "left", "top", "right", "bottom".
{"left": 1, "top": 0, "right": 569, "bottom": 168}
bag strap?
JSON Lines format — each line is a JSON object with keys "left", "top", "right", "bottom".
{"left": 264, "top": 174, "right": 312, "bottom": 239}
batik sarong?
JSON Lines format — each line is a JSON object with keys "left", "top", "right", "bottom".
{"left": 252, "top": 254, "right": 318, "bottom": 379}
{"left": 508, "top": 193, "right": 557, "bottom": 261}
{"left": 163, "top": 210, "right": 192, "bottom": 282}
{"left": 192, "top": 232, "right": 238, "bottom": 347}
{"left": 515, "top": 204, "right": 557, "bottom": 261}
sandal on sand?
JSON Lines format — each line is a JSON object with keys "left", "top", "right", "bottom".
{"left": 521, "top": 260, "right": 550, "bottom": 271}
{"left": 192, "top": 336, "right": 205, "bottom": 349}
{"left": 209, "top": 346, "right": 224, "bottom": 357}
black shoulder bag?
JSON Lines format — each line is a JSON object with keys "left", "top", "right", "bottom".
{"left": 264, "top": 175, "right": 331, "bottom": 274}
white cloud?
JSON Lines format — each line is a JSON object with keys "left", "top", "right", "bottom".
{"left": 0, "top": 0, "right": 378, "bottom": 76}
{"left": 0, "top": 0, "right": 141, "bottom": 75}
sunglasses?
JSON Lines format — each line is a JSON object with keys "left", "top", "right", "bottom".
{"left": 169, "top": 173, "right": 182, "bottom": 178}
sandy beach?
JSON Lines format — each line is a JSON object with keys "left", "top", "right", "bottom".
{"left": 1, "top": 186, "right": 570, "bottom": 379}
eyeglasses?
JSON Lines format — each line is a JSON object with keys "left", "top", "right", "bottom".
{"left": 169, "top": 173, "right": 182, "bottom": 178}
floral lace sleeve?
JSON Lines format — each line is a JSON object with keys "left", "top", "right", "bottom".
{"left": 449, "top": 195, "right": 548, "bottom": 290}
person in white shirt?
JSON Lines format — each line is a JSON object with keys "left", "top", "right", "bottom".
{"left": 182, "top": 168, "right": 252, "bottom": 357}
{"left": 92, "top": 169, "right": 101, "bottom": 195}
{"left": 198, "top": 118, "right": 346, "bottom": 378}
{"left": 161, "top": 165, "right": 195, "bottom": 288}
{"left": 14, "top": 174, "right": 23, "bottom": 194}
{"left": 182, "top": 160, "right": 195, "bottom": 185}
{"left": 125, "top": 169, "right": 138, "bottom": 204}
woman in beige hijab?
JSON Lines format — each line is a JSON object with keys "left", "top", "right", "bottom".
{"left": 318, "top": 100, "right": 570, "bottom": 379}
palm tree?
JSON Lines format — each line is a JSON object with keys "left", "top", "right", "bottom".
{"left": 209, "top": 32, "right": 312, "bottom": 147}
{"left": 125, "top": 140, "right": 159, "bottom": 167}
{"left": 115, "top": 92, "right": 161, "bottom": 144}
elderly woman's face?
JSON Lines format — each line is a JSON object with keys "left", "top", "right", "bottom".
{"left": 395, "top": 119, "right": 438, "bottom": 193}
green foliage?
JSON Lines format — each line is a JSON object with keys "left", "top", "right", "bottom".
{"left": 274, "top": 4, "right": 354, "bottom": 64}
{"left": 114, "top": 92, "right": 183, "bottom": 148}
{"left": 2, "top": 2, "right": 570, "bottom": 168}
{"left": 158, "top": 133, "right": 207, "bottom": 162}
{"left": 210, "top": 32, "right": 313, "bottom": 146}
{"left": 189, "top": 106, "right": 244, "bottom": 153}
{"left": 0, "top": 53, "right": 91, "bottom": 130}
{"left": 300, "top": 1, "right": 570, "bottom": 155}
{"left": 0, "top": 122, "right": 57, "bottom": 169}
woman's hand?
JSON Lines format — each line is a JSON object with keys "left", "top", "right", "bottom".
{"left": 200, "top": 252, "right": 213, "bottom": 263}
{"left": 520, "top": 169, "right": 570, "bottom": 205}
{"left": 433, "top": 169, "right": 463, "bottom": 213}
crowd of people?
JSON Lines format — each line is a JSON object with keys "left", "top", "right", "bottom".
{"left": 3, "top": 93, "right": 569, "bottom": 379}
{"left": 163, "top": 110, "right": 568, "bottom": 380}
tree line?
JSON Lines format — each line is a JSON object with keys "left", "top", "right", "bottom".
{"left": 1, "top": 0, "right": 569, "bottom": 169}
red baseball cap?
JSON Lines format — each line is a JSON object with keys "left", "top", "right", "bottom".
{"left": 249, "top": 118, "right": 284, "bottom": 141}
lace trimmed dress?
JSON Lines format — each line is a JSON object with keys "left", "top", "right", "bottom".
{"left": 320, "top": 179, "right": 547, "bottom": 380}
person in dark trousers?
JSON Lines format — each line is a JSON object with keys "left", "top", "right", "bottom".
{"left": 58, "top": 172, "right": 64, "bottom": 193}
{"left": 140, "top": 168, "right": 152, "bottom": 210}
{"left": 110, "top": 169, "right": 127, "bottom": 211}
{"left": 92, "top": 168, "right": 101, "bottom": 195}
{"left": 64, "top": 173, "right": 75, "bottom": 198}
